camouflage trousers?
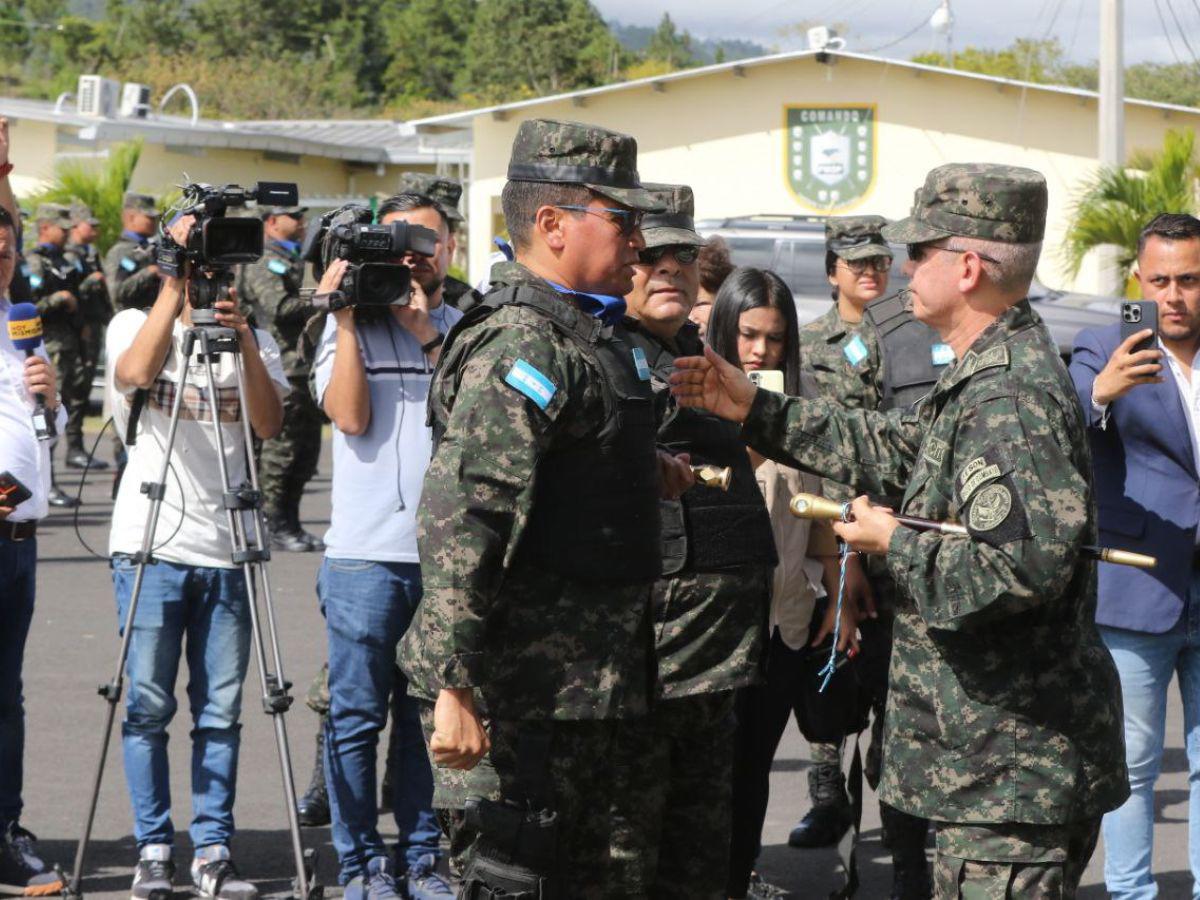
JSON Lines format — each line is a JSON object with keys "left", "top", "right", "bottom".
{"left": 418, "top": 705, "right": 636, "bottom": 898}
{"left": 259, "top": 375, "right": 323, "bottom": 521}
{"left": 609, "top": 691, "right": 736, "bottom": 899}
{"left": 44, "top": 332, "right": 90, "bottom": 446}
{"left": 933, "top": 818, "right": 1101, "bottom": 899}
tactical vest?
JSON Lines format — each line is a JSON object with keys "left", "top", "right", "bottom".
{"left": 432, "top": 283, "right": 662, "bottom": 585}
{"left": 863, "top": 291, "right": 952, "bottom": 411}
{"left": 27, "top": 247, "right": 78, "bottom": 328}
{"left": 626, "top": 324, "right": 778, "bottom": 576}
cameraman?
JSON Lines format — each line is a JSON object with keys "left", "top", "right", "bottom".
{"left": 309, "top": 192, "right": 459, "bottom": 898}
{"left": 105, "top": 213, "right": 286, "bottom": 900}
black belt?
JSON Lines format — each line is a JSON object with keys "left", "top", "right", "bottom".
{"left": 0, "top": 520, "right": 37, "bottom": 541}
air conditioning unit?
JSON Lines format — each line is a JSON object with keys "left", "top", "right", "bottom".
{"left": 76, "top": 75, "right": 120, "bottom": 118}
{"left": 119, "top": 83, "right": 151, "bottom": 119}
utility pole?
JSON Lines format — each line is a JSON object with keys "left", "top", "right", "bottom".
{"left": 1097, "top": 0, "right": 1125, "bottom": 296}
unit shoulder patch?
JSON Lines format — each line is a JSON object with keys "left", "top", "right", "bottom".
{"left": 504, "top": 358, "right": 558, "bottom": 411}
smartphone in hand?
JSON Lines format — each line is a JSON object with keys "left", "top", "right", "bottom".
{"left": 1121, "top": 301, "right": 1159, "bottom": 354}
{"left": 0, "top": 470, "right": 33, "bottom": 508}
{"left": 748, "top": 369, "right": 785, "bottom": 393}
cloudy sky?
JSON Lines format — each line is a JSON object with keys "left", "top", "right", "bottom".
{"left": 592, "top": 0, "right": 1194, "bottom": 66}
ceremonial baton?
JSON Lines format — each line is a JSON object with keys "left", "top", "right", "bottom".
{"left": 690, "top": 464, "right": 732, "bottom": 491}
{"left": 788, "top": 493, "right": 1156, "bottom": 570}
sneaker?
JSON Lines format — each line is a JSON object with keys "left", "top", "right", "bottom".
{"left": 745, "top": 872, "right": 788, "bottom": 899}
{"left": 130, "top": 844, "right": 174, "bottom": 900}
{"left": 190, "top": 846, "right": 257, "bottom": 900}
{"left": 0, "top": 823, "right": 63, "bottom": 897}
{"left": 344, "top": 857, "right": 400, "bottom": 900}
{"left": 406, "top": 853, "right": 453, "bottom": 899}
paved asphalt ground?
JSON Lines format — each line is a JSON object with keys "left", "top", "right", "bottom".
{"left": 18, "top": 438, "right": 1197, "bottom": 898}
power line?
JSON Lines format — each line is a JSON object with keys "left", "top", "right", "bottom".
{"left": 1163, "top": 0, "right": 1200, "bottom": 66}
{"left": 1152, "top": 0, "right": 1186, "bottom": 65}
{"left": 860, "top": 5, "right": 940, "bottom": 54}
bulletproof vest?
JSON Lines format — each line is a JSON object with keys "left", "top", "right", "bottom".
{"left": 863, "top": 291, "right": 952, "bottom": 411}
{"left": 27, "top": 246, "right": 78, "bottom": 327}
{"left": 432, "top": 283, "right": 662, "bottom": 585}
{"left": 626, "top": 324, "right": 777, "bottom": 576}
{"left": 442, "top": 276, "right": 482, "bottom": 313}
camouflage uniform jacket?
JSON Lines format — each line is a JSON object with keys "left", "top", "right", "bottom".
{"left": 624, "top": 318, "right": 771, "bottom": 699}
{"left": 237, "top": 240, "right": 310, "bottom": 378}
{"left": 102, "top": 234, "right": 160, "bottom": 311}
{"left": 25, "top": 243, "right": 81, "bottom": 336}
{"left": 64, "top": 241, "right": 112, "bottom": 327}
{"left": 742, "top": 299, "right": 1129, "bottom": 824}
{"left": 798, "top": 303, "right": 883, "bottom": 410}
{"left": 397, "top": 261, "right": 656, "bottom": 722}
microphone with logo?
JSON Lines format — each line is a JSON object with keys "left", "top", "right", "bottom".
{"left": 7, "top": 302, "right": 57, "bottom": 441}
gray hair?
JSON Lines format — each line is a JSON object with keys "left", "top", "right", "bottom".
{"left": 945, "top": 237, "right": 1042, "bottom": 294}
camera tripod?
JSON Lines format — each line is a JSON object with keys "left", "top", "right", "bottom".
{"left": 65, "top": 313, "right": 320, "bottom": 900}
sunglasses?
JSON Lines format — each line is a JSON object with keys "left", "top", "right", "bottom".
{"left": 838, "top": 256, "right": 891, "bottom": 274}
{"left": 638, "top": 244, "right": 700, "bottom": 265}
{"left": 907, "top": 243, "right": 1000, "bottom": 265}
{"left": 554, "top": 205, "right": 644, "bottom": 237}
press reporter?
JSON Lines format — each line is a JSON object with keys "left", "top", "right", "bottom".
{"left": 106, "top": 213, "right": 287, "bottom": 900}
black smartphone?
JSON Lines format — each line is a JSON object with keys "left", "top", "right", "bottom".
{"left": 1120, "top": 301, "right": 1159, "bottom": 354}
{"left": 0, "top": 470, "right": 33, "bottom": 508}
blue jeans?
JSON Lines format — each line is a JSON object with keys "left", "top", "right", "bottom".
{"left": 111, "top": 556, "right": 251, "bottom": 849}
{"left": 318, "top": 558, "right": 440, "bottom": 882}
{"left": 1100, "top": 580, "right": 1200, "bottom": 900}
{"left": 0, "top": 535, "right": 37, "bottom": 829}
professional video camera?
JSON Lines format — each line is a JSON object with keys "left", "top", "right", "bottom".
{"left": 157, "top": 180, "right": 299, "bottom": 313}
{"left": 301, "top": 203, "right": 437, "bottom": 310}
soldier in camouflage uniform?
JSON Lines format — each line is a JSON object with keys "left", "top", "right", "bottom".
{"left": 671, "top": 163, "right": 1130, "bottom": 898}
{"left": 395, "top": 172, "right": 482, "bottom": 313}
{"left": 25, "top": 203, "right": 87, "bottom": 503}
{"left": 62, "top": 201, "right": 111, "bottom": 469}
{"left": 397, "top": 118, "right": 693, "bottom": 897}
{"left": 611, "top": 183, "right": 775, "bottom": 898}
{"left": 237, "top": 205, "right": 324, "bottom": 552}
{"left": 102, "top": 192, "right": 160, "bottom": 312}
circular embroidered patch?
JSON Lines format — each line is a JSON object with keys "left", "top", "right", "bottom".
{"left": 968, "top": 483, "right": 1012, "bottom": 531}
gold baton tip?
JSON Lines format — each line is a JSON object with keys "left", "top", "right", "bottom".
{"left": 691, "top": 464, "right": 732, "bottom": 491}
{"left": 1099, "top": 548, "right": 1157, "bottom": 570}
{"left": 789, "top": 493, "right": 845, "bottom": 521}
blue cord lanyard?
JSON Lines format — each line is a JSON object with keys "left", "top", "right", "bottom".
{"left": 818, "top": 541, "right": 854, "bottom": 693}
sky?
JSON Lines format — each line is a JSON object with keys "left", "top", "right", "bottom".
{"left": 592, "top": 0, "right": 1195, "bottom": 67}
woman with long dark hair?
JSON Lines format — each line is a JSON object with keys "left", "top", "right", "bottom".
{"left": 710, "top": 267, "right": 863, "bottom": 899}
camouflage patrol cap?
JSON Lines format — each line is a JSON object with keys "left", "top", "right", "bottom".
{"left": 69, "top": 201, "right": 100, "bottom": 226}
{"left": 882, "top": 163, "right": 1048, "bottom": 245}
{"left": 34, "top": 202, "right": 72, "bottom": 227}
{"left": 826, "top": 215, "right": 892, "bottom": 261}
{"left": 261, "top": 205, "right": 308, "bottom": 220}
{"left": 506, "top": 118, "right": 663, "bottom": 212}
{"left": 397, "top": 172, "right": 464, "bottom": 224}
{"left": 122, "top": 192, "right": 160, "bottom": 217}
{"left": 639, "top": 183, "right": 704, "bottom": 248}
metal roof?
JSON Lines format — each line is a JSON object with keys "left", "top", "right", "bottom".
{"left": 0, "top": 95, "right": 470, "bottom": 166}
{"left": 408, "top": 48, "right": 1200, "bottom": 130}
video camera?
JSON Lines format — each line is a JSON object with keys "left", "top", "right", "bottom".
{"left": 157, "top": 180, "right": 299, "bottom": 312}
{"left": 301, "top": 204, "right": 437, "bottom": 310}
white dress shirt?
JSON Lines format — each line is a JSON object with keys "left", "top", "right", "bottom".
{"left": 0, "top": 296, "right": 67, "bottom": 522}
{"left": 1159, "top": 339, "right": 1200, "bottom": 483}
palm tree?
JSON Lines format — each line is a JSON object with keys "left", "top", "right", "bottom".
{"left": 1063, "top": 128, "right": 1199, "bottom": 294}
{"left": 24, "top": 139, "right": 144, "bottom": 255}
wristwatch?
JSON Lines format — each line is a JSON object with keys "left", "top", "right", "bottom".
{"left": 421, "top": 333, "right": 445, "bottom": 355}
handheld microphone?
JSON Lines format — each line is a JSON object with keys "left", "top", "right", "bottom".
{"left": 7, "top": 302, "right": 56, "bottom": 440}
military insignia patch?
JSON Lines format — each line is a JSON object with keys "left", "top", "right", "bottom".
{"left": 843, "top": 334, "right": 869, "bottom": 367}
{"left": 922, "top": 436, "right": 948, "bottom": 466}
{"left": 631, "top": 347, "right": 652, "bottom": 381}
{"left": 28, "top": 274, "right": 42, "bottom": 289}
{"left": 267, "top": 259, "right": 289, "bottom": 276}
{"left": 504, "top": 358, "right": 557, "bottom": 411}
{"left": 968, "top": 483, "right": 1012, "bottom": 531}
{"left": 120, "top": 257, "right": 137, "bottom": 272}
{"left": 785, "top": 105, "right": 876, "bottom": 212}
{"left": 931, "top": 343, "right": 955, "bottom": 367}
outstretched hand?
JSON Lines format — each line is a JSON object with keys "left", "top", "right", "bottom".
{"left": 669, "top": 345, "right": 758, "bottom": 423}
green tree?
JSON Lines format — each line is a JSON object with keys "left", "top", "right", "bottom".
{"left": 644, "top": 12, "right": 695, "bottom": 70}
{"left": 912, "top": 37, "right": 1069, "bottom": 83}
{"left": 1064, "top": 129, "right": 1199, "bottom": 291}
{"left": 1125, "top": 62, "right": 1200, "bottom": 109}
{"left": 459, "top": 0, "right": 619, "bottom": 101}
{"left": 25, "top": 139, "right": 143, "bottom": 254}
{"left": 382, "top": 0, "right": 474, "bottom": 101}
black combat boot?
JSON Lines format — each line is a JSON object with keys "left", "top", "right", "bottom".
{"left": 881, "top": 803, "right": 931, "bottom": 900}
{"left": 297, "top": 726, "right": 330, "bottom": 827}
{"left": 787, "top": 765, "right": 852, "bottom": 848}
{"left": 268, "top": 513, "right": 312, "bottom": 553}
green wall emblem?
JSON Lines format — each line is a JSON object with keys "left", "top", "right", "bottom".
{"left": 785, "top": 105, "right": 876, "bottom": 212}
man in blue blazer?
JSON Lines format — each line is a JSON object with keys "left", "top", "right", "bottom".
{"left": 1070, "top": 212, "right": 1200, "bottom": 900}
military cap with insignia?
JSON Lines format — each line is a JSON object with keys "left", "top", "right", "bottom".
{"left": 69, "top": 201, "right": 100, "bottom": 226}
{"left": 34, "top": 202, "right": 72, "bottom": 227}
{"left": 261, "top": 205, "right": 308, "bottom": 220}
{"left": 397, "top": 172, "right": 464, "bottom": 223}
{"left": 122, "top": 192, "right": 160, "bottom": 217}
{"left": 882, "top": 163, "right": 1048, "bottom": 245}
{"left": 506, "top": 118, "right": 663, "bottom": 211}
{"left": 639, "top": 183, "right": 705, "bottom": 248}
{"left": 826, "top": 215, "right": 892, "bottom": 261}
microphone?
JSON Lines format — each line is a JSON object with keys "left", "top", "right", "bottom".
{"left": 7, "top": 302, "right": 56, "bottom": 440}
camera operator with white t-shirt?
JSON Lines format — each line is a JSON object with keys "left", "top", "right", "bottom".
{"left": 104, "top": 213, "right": 287, "bottom": 900}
